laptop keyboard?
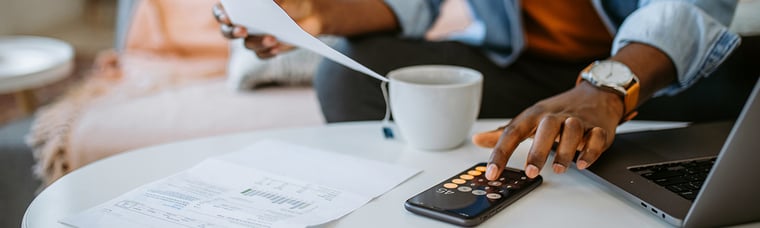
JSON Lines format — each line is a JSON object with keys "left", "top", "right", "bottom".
{"left": 628, "top": 157, "right": 717, "bottom": 201}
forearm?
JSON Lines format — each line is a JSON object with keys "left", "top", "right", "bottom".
{"left": 610, "top": 43, "right": 677, "bottom": 106}
{"left": 317, "top": 0, "right": 399, "bottom": 36}
{"left": 611, "top": 1, "right": 740, "bottom": 95}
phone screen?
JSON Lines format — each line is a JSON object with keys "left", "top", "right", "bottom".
{"left": 405, "top": 163, "right": 542, "bottom": 226}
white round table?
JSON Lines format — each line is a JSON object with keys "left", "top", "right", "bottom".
{"left": 0, "top": 36, "right": 74, "bottom": 113}
{"left": 24, "top": 120, "right": 677, "bottom": 227}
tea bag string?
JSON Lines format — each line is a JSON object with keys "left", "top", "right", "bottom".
{"left": 380, "top": 80, "right": 394, "bottom": 139}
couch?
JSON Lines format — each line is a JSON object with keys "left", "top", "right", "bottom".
{"left": 27, "top": 0, "right": 325, "bottom": 186}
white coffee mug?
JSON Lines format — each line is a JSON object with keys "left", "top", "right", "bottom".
{"left": 389, "top": 65, "right": 483, "bottom": 150}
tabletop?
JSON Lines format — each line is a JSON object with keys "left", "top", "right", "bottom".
{"left": 24, "top": 120, "right": 681, "bottom": 228}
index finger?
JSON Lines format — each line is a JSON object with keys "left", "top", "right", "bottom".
{"left": 486, "top": 115, "right": 538, "bottom": 180}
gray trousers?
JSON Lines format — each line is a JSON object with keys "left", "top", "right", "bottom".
{"left": 314, "top": 35, "right": 757, "bottom": 123}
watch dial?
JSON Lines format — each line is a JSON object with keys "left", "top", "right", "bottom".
{"left": 591, "top": 61, "right": 632, "bottom": 85}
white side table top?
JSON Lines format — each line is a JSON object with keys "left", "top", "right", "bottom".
{"left": 0, "top": 36, "right": 74, "bottom": 93}
{"left": 25, "top": 120, "right": 687, "bottom": 227}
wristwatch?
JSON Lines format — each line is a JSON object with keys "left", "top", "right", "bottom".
{"left": 577, "top": 60, "right": 640, "bottom": 123}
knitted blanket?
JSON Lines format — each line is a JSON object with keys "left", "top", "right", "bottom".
{"left": 27, "top": 0, "right": 228, "bottom": 186}
{"left": 27, "top": 51, "right": 227, "bottom": 186}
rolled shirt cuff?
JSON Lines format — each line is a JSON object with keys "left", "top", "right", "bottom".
{"left": 612, "top": 1, "right": 741, "bottom": 96}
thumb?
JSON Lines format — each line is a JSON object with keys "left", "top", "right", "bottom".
{"left": 472, "top": 129, "right": 503, "bottom": 148}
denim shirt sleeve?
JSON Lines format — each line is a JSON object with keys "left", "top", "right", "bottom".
{"left": 612, "top": 0, "right": 741, "bottom": 96}
{"left": 383, "top": 0, "right": 438, "bottom": 38}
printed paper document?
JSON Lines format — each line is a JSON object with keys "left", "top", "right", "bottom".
{"left": 60, "top": 140, "right": 420, "bottom": 228}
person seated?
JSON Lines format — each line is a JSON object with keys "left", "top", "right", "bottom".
{"left": 213, "top": 0, "right": 743, "bottom": 181}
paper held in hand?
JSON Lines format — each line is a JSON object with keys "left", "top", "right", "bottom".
{"left": 60, "top": 140, "right": 420, "bottom": 228}
{"left": 220, "top": 0, "right": 387, "bottom": 82}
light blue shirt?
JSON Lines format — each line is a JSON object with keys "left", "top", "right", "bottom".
{"left": 382, "top": 0, "right": 741, "bottom": 96}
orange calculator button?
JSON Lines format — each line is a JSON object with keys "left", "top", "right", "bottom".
{"left": 467, "top": 170, "right": 482, "bottom": 176}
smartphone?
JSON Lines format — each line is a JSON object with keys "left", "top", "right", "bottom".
{"left": 404, "top": 162, "right": 542, "bottom": 226}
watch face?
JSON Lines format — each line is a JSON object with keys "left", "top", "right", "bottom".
{"left": 590, "top": 61, "right": 633, "bottom": 86}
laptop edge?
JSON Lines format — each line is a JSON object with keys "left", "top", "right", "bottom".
{"left": 580, "top": 79, "right": 760, "bottom": 227}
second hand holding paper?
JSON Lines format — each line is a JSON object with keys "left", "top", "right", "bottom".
{"left": 220, "top": 0, "right": 388, "bottom": 82}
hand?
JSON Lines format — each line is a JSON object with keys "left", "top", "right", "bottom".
{"left": 472, "top": 82, "right": 625, "bottom": 180}
{"left": 212, "top": 1, "right": 324, "bottom": 59}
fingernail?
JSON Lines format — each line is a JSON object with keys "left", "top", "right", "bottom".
{"left": 577, "top": 160, "right": 589, "bottom": 170}
{"left": 526, "top": 164, "right": 539, "bottom": 178}
{"left": 552, "top": 163, "right": 566, "bottom": 174}
{"left": 486, "top": 164, "right": 499, "bottom": 180}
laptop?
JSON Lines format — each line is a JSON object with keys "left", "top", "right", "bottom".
{"left": 581, "top": 78, "right": 760, "bottom": 227}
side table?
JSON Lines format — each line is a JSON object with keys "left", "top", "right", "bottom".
{"left": 0, "top": 36, "right": 74, "bottom": 114}
{"left": 24, "top": 120, "right": 698, "bottom": 227}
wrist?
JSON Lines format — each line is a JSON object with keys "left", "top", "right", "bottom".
{"left": 577, "top": 60, "right": 641, "bottom": 123}
{"left": 576, "top": 81, "right": 626, "bottom": 123}
{"left": 609, "top": 43, "right": 676, "bottom": 103}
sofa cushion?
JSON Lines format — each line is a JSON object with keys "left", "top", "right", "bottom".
{"left": 67, "top": 80, "right": 322, "bottom": 173}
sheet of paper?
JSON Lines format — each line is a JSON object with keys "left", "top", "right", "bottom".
{"left": 220, "top": 0, "right": 387, "bottom": 82}
{"left": 216, "top": 140, "right": 420, "bottom": 198}
{"left": 61, "top": 140, "right": 420, "bottom": 228}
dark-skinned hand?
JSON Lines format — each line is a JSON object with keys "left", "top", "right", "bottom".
{"left": 212, "top": 1, "right": 323, "bottom": 59}
{"left": 473, "top": 81, "right": 625, "bottom": 180}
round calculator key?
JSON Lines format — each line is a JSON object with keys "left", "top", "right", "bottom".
{"left": 475, "top": 166, "right": 487, "bottom": 172}
{"left": 458, "top": 186, "right": 472, "bottom": 192}
{"left": 486, "top": 193, "right": 502, "bottom": 200}
{"left": 472, "top": 190, "right": 487, "bottom": 195}
{"left": 467, "top": 170, "right": 482, "bottom": 176}
{"left": 520, "top": 176, "right": 527, "bottom": 180}
{"left": 499, "top": 177, "right": 505, "bottom": 181}
{"left": 488, "top": 181, "right": 503, "bottom": 187}
{"left": 444, "top": 183, "right": 458, "bottom": 189}
{"left": 451, "top": 179, "right": 466, "bottom": 184}
{"left": 460, "top": 174, "right": 474, "bottom": 180}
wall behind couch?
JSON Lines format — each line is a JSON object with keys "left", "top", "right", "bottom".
{"left": 0, "top": 0, "right": 85, "bottom": 35}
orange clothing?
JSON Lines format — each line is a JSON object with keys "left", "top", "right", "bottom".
{"left": 522, "top": 0, "right": 613, "bottom": 61}
{"left": 126, "top": 0, "right": 229, "bottom": 59}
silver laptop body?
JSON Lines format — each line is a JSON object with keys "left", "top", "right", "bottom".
{"left": 581, "top": 79, "right": 760, "bottom": 227}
